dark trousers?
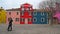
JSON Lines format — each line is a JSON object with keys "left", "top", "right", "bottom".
{"left": 8, "top": 24, "right": 12, "bottom": 31}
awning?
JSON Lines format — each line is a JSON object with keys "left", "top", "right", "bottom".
{"left": 53, "top": 13, "right": 60, "bottom": 20}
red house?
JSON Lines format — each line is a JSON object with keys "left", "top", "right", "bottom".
{"left": 20, "top": 3, "right": 33, "bottom": 24}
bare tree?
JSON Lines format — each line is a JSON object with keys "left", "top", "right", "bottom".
{"left": 39, "top": 0, "right": 56, "bottom": 25}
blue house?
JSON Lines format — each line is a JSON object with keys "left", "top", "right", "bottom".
{"left": 32, "top": 10, "right": 48, "bottom": 24}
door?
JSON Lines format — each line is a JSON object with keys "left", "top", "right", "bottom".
{"left": 25, "top": 18, "right": 28, "bottom": 24}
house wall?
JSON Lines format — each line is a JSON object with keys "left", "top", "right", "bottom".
{"left": 32, "top": 11, "right": 48, "bottom": 24}
{"left": 0, "top": 9, "right": 6, "bottom": 24}
{"left": 20, "top": 11, "right": 32, "bottom": 24}
{"left": 6, "top": 11, "right": 20, "bottom": 24}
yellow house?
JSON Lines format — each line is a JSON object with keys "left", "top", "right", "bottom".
{"left": 0, "top": 7, "right": 6, "bottom": 24}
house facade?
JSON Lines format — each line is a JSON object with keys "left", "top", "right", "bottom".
{"left": 6, "top": 8, "right": 20, "bottom": 24}
{"left": 32, "top": 10, "right": 48, "bottom": 24}
{"left": 20, "top": 3, "right": 48, "bottom": 24}
{"left": 20, "top": 3, "right": 33, "bottom": 24}
{"left": 5, "top": 3, "right": 53, "bottom": 24}
{"left": 0, "top": 8, "right": 6, "bottom": 24}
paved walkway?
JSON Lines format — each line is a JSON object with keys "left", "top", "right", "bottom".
{"left": 0, "top": 24, "right": 60, "bottom": 34}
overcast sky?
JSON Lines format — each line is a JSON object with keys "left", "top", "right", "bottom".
{"left": 0, "top": 0, "right": 48, "bottom": 9}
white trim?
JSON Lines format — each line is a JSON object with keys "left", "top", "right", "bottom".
{"left": 33, "top": 12, "right": 37, "bottom": 16}
{"left": 30, "top": 8, "right": 32, "bottom": 10}
{"left": 41, "top": 12, "right": 44, "bottom": 16}
{"left": 20, "top": 18, "right": 24, "bottom": 22}
{"left": 26, "top": 8, "right": 29, "bottom": 11}
{"left": 15, "top": 18, "right": 19, "bottom": 22}
{"left": 22, "top": 8, "right": 24, "bottom": 11}
{"left": 33, "top": 17, "right": 37, "bottom": 22}
{"left": 41, "top": 18, "right": 45, "bottom": 22}
{"left": 25, "top": 18, "right": 28, "bottom": 24}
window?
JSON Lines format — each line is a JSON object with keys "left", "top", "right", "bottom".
{"left": 17, "top": 12, "right": 19, "bottom": 15}
{"left": 8, "top": 17, "right": 12, "bottom": 21}
{"left": 20, "top": 18, "right": 24, "bottom": 22}
{"left": 15, "top": 18, "right": 19, "bottom": 22}
{"left": 30, "top": 8, "right": 32, "bottom": 10}
{"left": 33, "top": 17, "right": 37, "bottom": 22}
{"left": 22, "top": 8, "right": 24, "bottom": 11}
{"left": 41, "top": 18, "right": 45, "bottom": 22}
{"left": 26, "top": 8, "right": 29, "bottom": 11}
{"left": 9, "top": 12, "right": 11, "bottom": 15}
{"left": 28, "top": 18, "right": 32, "bottom": 22}
{"left": 21, "top": 12, "right": 24, "bottom": 16}
{"left": 33, "top": 12, "right": 37, "bottom": 16}
{"left": 24, "top": 8, "right": 30, "bottom": 11}
{"left": 41, "top": 12, "right": 44, "bottom": 16}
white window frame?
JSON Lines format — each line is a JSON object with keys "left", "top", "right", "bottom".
{"left": 30, "top": 8, "right": 32, "bottom": 10}
{"left": 15, "top": 18, "right": 19, "bottom": 22}
{"left": 33, "top": 12, "right": 37, "bottom": 16}
{"left": 20, "top": 18, "right": 24, "bottom": 22}
{"left": 26, "top": 8, "right": 29, "bottom": 11}
{"left": 41, "top": 12, "right": 44, "bottom": 16}
{"left": 22, "top": 8, "right": 24, "bottom": 11}
{"left": 33, "top": 17, "right": 37, "bottom": 22}
{"left": 41, "top": 18, "right": 45, "bottom": 22}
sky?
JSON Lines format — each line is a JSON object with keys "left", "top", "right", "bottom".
{"left": 0, "top": 0, "right": 47, "bottom": 9}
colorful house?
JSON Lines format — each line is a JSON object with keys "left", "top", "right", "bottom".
{"left": 20, "top": 3, "right": 48, "bottom": 24}
{"left": 20, "top": 3, "right": 33, "bottom": 24}
{"left": 53, "top": 2, "right": 60, "bottom": 24}
{"left": 6, "top": 8, "right": 20, "bottom": 24}
{"left": 0, "top": 7, "right": 6, "bottom": 24}
{"left": 32, "top": 9, "right": 48, "bottom": 24}
{"left": 6, "top": 3, "right": 49, "bottom": 24}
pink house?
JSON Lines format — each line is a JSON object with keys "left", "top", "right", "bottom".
{"left": 6, "top": 8, "right": 20, "bottom": 24}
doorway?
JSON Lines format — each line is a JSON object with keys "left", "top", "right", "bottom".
{"left": 25, "top": 18, "right": 28, "bottom": 24}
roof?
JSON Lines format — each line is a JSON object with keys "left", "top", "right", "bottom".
{"left": 33, "top": 9, "right": 49, "bottom": 12}
{"left": 23, "top": 3, "right": 31, "bottom": 5}
{"left": 22, "top": 3, "right": 32, "bottom": 6}
{"left": 6, "top": 8, "right": 49, "bottom": 12}
{"left": 6, "top": 8, "right": 20, "bottom": 11}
